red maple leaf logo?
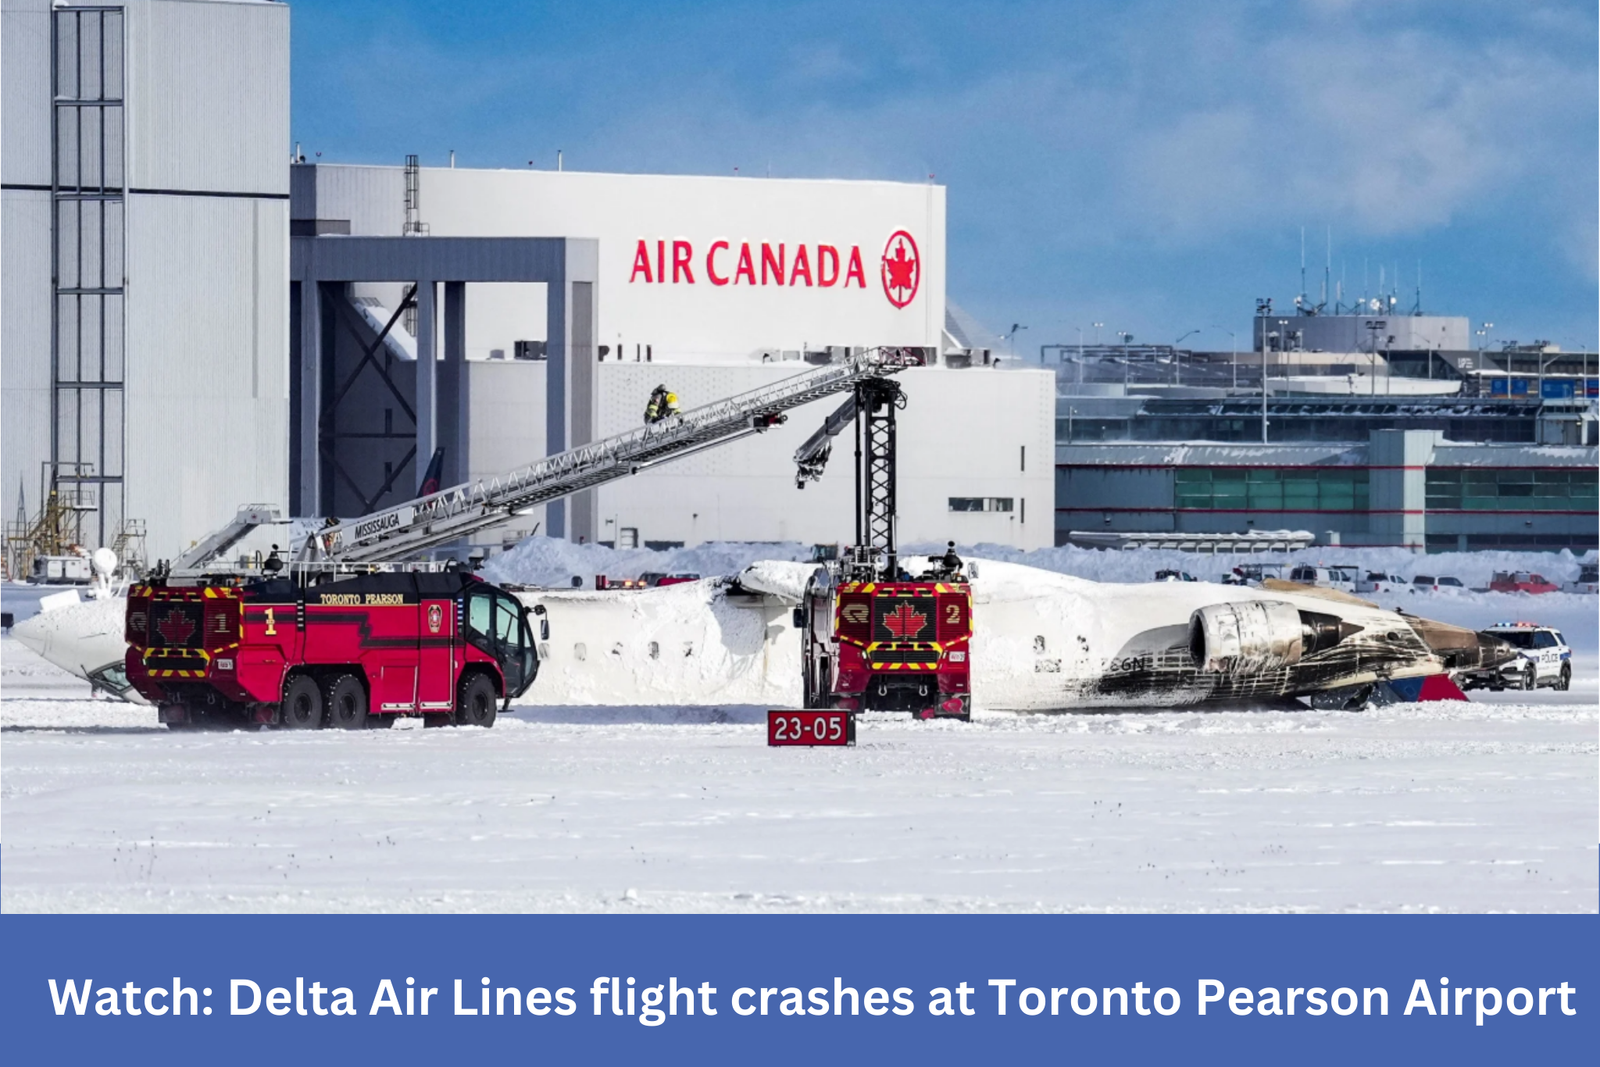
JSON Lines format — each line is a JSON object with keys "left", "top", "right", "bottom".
{"left": 155, "top": 607, "right": 196, "bottom": 646}
{"left": 883, "top": 602, "right": 927, "bottom": 639}
{"left": 880, "top": 230, "right": 920, "bottom": 308}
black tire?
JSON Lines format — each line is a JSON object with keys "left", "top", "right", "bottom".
{"left": 1556, "top": 665, "right": 1571, "bottom": 692}
{"left": 324, "top": 673, "right": 368, "bottom": 730}
{"left": 281, "top": 673, "right": 325, "bottom": 730}
{"left": 455, "top": 671, "right": 498, "bottom": 728}
{"left": 1522, "top": 665, "right": 1538, "bottom": 691}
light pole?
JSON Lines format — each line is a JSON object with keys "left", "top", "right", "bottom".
{"left": 1174, "top": 329, "right": 1198, "bottom": 385}
{"left": 1118, "top": 331, "right": 1134, "bottom": 390}
{"left": 1075, "top": 326, "right": 1085, "bottom": 385}
{"left": 1263, "top": 328, "right": 1279, "bottom": 443}
{"left": 1093, "top": 321, "right": 1104, "bottom": 346}
{"left": 1479, "top": 322, "right": 1496, "bottom": 396}
{"left": 1212, "top": 326, "right": 1238, "bottom": 391}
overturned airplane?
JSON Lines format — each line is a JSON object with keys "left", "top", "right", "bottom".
{"left": 11, "top": 557, "right": 1516, "bottom": 714}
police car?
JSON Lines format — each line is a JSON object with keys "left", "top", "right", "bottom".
{"left": 1462, "top": 622, "right": 1573, "bottom": 692}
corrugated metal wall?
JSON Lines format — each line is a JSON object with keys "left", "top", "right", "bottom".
{"left": 1, "top": 0, "right": 53, "bottom": 187}
{"left": 118, "top": 0, "right": 290, "bottom": 558}
{"left": 3, "top": 0, "right": 60, "bottom": 521}
{"left": 124, "top": 193, "right": 288, "bottom": 556}
{"left": 125, "top": 0, "right": 288, "bottom": 196}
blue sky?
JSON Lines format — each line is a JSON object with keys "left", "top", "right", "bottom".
{"left": 289, "top": 0, "right": 1597, "bottom": 354}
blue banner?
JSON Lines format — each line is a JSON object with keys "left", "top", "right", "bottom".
{"left": 4, "top": 914, "right": 1593, "bottom": 1064}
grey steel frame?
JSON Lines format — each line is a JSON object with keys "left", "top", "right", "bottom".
{"left": 50, "top": 5, "right": 126, "bottom": 547}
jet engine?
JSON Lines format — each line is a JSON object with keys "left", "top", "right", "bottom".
{"left": 1189, "top": 600, "right": 1363, "bottom": 673}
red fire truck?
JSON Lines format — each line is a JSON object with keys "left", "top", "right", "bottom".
{"left": 792, "top": 372, "right": 974, "bottom": 721}
{"left": 125, "top": 569, "right": 542, "bottom": 730}
{"left": 800, "top": 557, "right": 973, "bottom": 720}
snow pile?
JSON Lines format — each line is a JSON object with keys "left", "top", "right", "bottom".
{"left": 916, "top": 542, "right": 1598, "bottom": 588}
{"left": 482, "top": 536, "right": 809, "bottom": 589}
{"left": 482, "top": 534, "right": 1596, "bottom": 593}
{"left": 734, "top": 560, "right": 820, "bottom": 602}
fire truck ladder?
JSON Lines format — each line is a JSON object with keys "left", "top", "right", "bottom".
{"left": 290, "top": 348, "right": 924, "bottom": 564}
{"left": 793, "top": 376, "right": 905, "bottom": 581}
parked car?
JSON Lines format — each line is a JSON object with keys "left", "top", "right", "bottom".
{"left": 1222, "top": 562, "right": 1285, "bottom": 586}
{"left": 654, "top": 573, "right": 701, "bottom": 587}
{"left": 1566, "top": 563, "right": 1598, "bottom": 594}
{"left": 1489, "top": 571, "right": 1560, "bottom": 595}
{"left": 1459, "top": 622, "right": 1573, "bottom": 692}
{"left": 1411, "top": 575, "right": 1466, "bottom": 594}
{"left": 1288, "top": 564, "right": 1357, "bottom": 592}
{"left": 1355, "top": 571, "right": 1406, "bottom": 594}
{"left": 1155, "top": 569, "right": 1199, "bottom": 582}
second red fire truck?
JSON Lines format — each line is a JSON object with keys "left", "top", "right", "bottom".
{"left": 126, "top": 568, "right": 543, "bottom": 730}
{"left": 792, "top": 367, "right": 975, "bottom": 721}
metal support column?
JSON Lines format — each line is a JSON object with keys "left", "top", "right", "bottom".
{"left": 414, "top": 279, "right": 437, "bottom": 488}
{"left": 294, "top": 280, "right": 323, "bottom": 512}
{"left": 442, "top": 281, "right": 466, "bottom": 487}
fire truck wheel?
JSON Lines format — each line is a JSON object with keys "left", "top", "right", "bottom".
{"left": 281, "top": 674, "right": 325, "bottom": 730}
{"left": 324, "top": 673, "right": 369, "bottom": 730}
{"left": 455, "top": 672, "right": 498, "bottom": 728}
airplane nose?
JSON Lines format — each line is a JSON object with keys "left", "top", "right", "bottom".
{"left": 11, "top": 614, "right": 49, "bottom": 657}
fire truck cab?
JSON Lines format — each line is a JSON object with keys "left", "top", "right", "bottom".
{"left": 126, "top": 570, "right": 542, "bottom": 730}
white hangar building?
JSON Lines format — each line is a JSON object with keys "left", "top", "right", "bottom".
{"left": 294, "top": 162, "right": 1053, "bottom": 553}
{"left": 3, "top": 0, "right": 1053, "bottom": 566}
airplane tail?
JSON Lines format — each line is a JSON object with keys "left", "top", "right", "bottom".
{"left": 418, "top": 447, "right": 445, "bottom": 497}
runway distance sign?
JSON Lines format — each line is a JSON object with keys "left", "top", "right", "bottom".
{"left": 767, "top": 710, "right": 855, "bottom": 747}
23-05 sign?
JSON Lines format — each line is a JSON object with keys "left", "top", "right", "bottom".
{"left": 767, "top": 710, "right": 855, "bottom": 747}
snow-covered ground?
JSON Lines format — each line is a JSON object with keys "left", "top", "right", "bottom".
{"left": 3, "top": 543, "right": 1594, "bottom": 914}
{"left": 3, "top": 638, "right": 1593, "bottom": 914}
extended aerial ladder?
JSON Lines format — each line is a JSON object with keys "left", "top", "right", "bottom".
{"left": 169, "top": 348, "right": 925, "bottom": 576}
{"left": 793, "top": 377, "right": 906, "bottom": 582}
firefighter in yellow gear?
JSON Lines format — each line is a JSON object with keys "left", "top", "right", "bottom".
{"left": 644, "top": 385, "right": 680, "bottom": 424}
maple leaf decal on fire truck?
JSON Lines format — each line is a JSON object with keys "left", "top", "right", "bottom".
{"left": 155, "top": 607, "right": 197, "bottom": 646}
{"left": 880, "top": 230, "right": 920, "bottom": 308}
{"left": 883, "top": 602, "right": 928, "bottom": 639}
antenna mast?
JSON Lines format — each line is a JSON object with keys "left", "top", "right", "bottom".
{"left": 1299, "top": 226, "right": 1307, "bottom": 311}
{"left": 1322, "top": 226, "right": 1330, "bottom": 311}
